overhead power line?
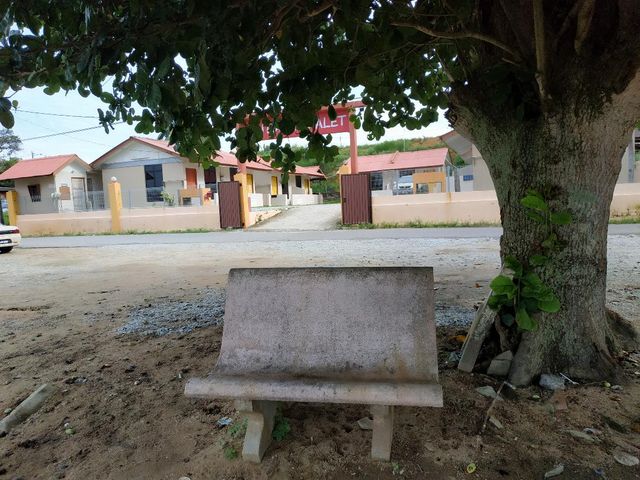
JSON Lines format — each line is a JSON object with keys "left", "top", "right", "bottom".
{"left": 21, "top": 122, "right": 126, "bottom": 142}
{"left": 16, "top": 108, "right": 100, "bottom": 119}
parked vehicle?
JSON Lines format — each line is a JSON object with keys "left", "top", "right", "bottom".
{"left": 0, "top": 225, "right": 20, "bottom": 253}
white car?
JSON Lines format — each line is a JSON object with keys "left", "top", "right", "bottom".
{"left": 0, "top": 225, "right": 20, "bottom": 253}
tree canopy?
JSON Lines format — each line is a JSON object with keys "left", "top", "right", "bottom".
{"left": 2, "top": 2, "right": 638, "bottom": 169}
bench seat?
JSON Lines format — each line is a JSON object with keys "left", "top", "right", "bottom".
{"left": 186, "top": 375, "right": 443, "bottom": 407}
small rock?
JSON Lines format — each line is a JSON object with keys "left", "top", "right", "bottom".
{"left": 216, "top": 417, "right": 233, "bottom": 427}
{"left": 603, "top": 381, "right": 611, "bottom": 388}
{"left": 65, "top": 428, "right": 75, "bottom": 435}
{"left": 583, "top": 427, "right": 602, "bottom": 436}
{"left": 566, "top": 429, "right": 601, "bottom": 443}
{"left": 3, "top": 408, "right": 12, "bottom": 415}
{"left": 611, "top": 385, "right": 623, "bottom": 391}
{"left": 125, "top": 364, "right": 136, "bottom": 373}
{"left": 476, "top": 386, "right": 502, "bottom": 400}
{"left": 488, "top": 416, "right": 503, "bottom": 430}
{"left": 613, "top": 451, "right": 639, "bottom": 467}
{"left": 447, "top": 351, "right": 461, "bottom": 365}
{"left": 544, "top": 464, "right": 564, "bottom": 478}
{"left": 539, "top": 374, "right": 565, "bottom": 391}
{"left": 487, "top": 351, "right": 513, "bottom": 377}
{"left": 133, "top": 380, "right": 140, "bottom": 386}
{"left": 357, "top": 417, "right": 373, "bottom": 430}
{"left": 178, "top": 477, "right": 191, "bottom": 480}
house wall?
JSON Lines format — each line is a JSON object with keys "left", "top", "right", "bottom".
{"left": 14, "top": 176, "right": 58, "bottom": 214}
{"left": 54, "top": 161, "right": 90, "bottom": 212}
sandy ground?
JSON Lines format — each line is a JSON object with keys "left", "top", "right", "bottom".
{"left": 0, "top": 235, "right": 639, "bottom": 480}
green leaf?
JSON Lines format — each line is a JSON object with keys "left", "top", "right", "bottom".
{"left": 504, "top": 255, "right": 523, "bottom": 278}
{"left": 490, "top": 275, "right": 517, "bottom": 296}
{"left": 524, "top": 210, "right": 545, "bottom": 223}
{"left": 521, "top": 194, "right": 549, "bottom": 212}
{"left": 327, "top": 104, "right": 337, "bottom": 121}
{"left": 530, "top": 254, "right": 549, "bottom": 266}
{"left": 550, "top": 211, "right": 572, "bottom": 225}
{"left": 516, "top": 308, "right": 536, "bottom": 331}
{"left": 0, "top": 109, "right": 14, "bottom": 128}
{"left": 537, "top": 295, "right": 561, "bottom": 313}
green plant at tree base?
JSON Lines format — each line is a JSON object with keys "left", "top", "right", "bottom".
{"left": 272, "top": 415, "right": 291, "bottom": 441}
{"left": 488, "top": 190, "right": 571, "bottom": 331}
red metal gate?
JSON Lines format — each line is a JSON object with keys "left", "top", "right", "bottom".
{"left": 341, "top": 173, "right": 372, "bottom": 224}
{"left": 218, "top": 181, "right": 243, "bottom": 228}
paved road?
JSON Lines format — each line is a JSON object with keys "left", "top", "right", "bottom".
{"left": 18, "top": 224, "right": 640, "bottom": 249}
{"left": 251, "top": 204, "right": 341, "bottom": 231}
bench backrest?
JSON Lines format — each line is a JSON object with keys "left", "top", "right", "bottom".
{"left": 216, "top": 267, "right": 438, "bottom": 383}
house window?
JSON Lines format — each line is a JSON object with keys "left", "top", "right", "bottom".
{"left": 144, "top": 164, "right": 164, "bottom": 202}
{"left": 295, "top": 175, "right": 302, "bottom": 188}
{"left": 463, "top": 174, "right": 474, "bottom": 181}
{"left": 229, "top": 167, "right": 238, "bottom": 180}
{"left": 28, "top": 184, "right": 41, "bottom": 202}
{"left": 416, "top": 183, "right": 428, "bottom": 194}
{"left": 399, "top": 169, "right": 414, "bottom": 177}
{"left": 370, "top": 172, "right": 383, "bottom": 190}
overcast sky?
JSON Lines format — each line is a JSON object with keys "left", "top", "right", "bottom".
{"left": 9, "top": 87, "right": 453, "bottom": 163}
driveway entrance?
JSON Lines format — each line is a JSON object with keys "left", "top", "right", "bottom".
{"left": 251, "top": 203, "right": 341, "bottom": 231}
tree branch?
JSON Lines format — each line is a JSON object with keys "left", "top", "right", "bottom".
{"left": 532, "top": 0, "right": 547, "bottom": 100}
{"left": 391, "top": 21, "right": 522, "bottom": 62}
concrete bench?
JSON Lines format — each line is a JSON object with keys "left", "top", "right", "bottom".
{"left": 185, "top": 267, "right": 442, "bottom": 462}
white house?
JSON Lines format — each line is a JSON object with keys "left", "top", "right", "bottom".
{"left": 0, "top": 154, "right": 96, "bottom": 214}
{"left": 91, "top": 136, "right": 324, "bottom": 208}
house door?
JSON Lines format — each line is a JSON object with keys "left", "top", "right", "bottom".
{"left": 218, "top": 181, "right": 243, "bottom": 228}
{"left": 340, "top": 173, "right": 372, "bottom": 224}
{"left": 271, "top": 176, "right": 278, "bottom": 196}
{"left": 71, "top": 177, "right": 87, "bottom": 211}
{"left": 186, "top": 168, "right": 197, "bottom": 188}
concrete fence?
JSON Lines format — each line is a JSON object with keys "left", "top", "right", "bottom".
{"left": 372, "top": 184, "right": 640, "bottom": 225}
{"left": 17, "top": 210, "right": 112, "bottom": 236}
{"left": 120, "top": 205, "right": 220, "bottom": 232}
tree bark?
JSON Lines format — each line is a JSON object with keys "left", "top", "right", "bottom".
{"left": 448, "top": 88, "right": 640, "bottom": 385}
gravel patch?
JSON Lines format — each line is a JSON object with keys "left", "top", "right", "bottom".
{"left": 116, "top": 288, "right": 225, "bottom": 336}
{"left": 435, "top": 304, "right": 476, "bottom": 327}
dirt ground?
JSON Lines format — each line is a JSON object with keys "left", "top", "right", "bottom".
{"left": 0, "top": 236, "right": 639, "bottom": 480}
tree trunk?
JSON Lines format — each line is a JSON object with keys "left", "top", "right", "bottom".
{"left": 462, "top": 110, "right": 637, "bottom": 386}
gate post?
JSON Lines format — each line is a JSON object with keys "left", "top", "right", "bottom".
{"left": 7, "top": 190, "right": 19, "bottom": 226}
{"left": 107, "top": 178, "right": 122, "bottom": 233}
{"left": 233, "top": 172, "right": 251, "bottom": 229}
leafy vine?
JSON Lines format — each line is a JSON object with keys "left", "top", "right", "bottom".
{"left": 488, "top": 190, "right": 572, "bottom": 331}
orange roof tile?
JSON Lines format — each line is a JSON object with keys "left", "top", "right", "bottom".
{"left": 0, "top": 154, "right": 89, "bottom": 181}
{"left": 352, "top": 148, "right": 449, "bottom": 173}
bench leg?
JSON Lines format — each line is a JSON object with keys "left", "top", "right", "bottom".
{"left": 234, "top": 400, "right": 277, "bottom": 463}
{"left": 370, "top": 404, "right": 394, "bottom": 461}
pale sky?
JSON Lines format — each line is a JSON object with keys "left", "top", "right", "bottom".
{"left": 9, "top": 87, "right": 453, "bottom": 164}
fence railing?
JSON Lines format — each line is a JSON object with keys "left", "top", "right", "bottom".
{"left": 122, "top": 188, "right": 215, "bottom": 209}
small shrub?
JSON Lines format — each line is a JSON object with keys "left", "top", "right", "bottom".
{"left": 272, "top": 415, "right": 291, "bottom": 441}
{"left": 223, "top": 446, "right": 238, "bottom": 460}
